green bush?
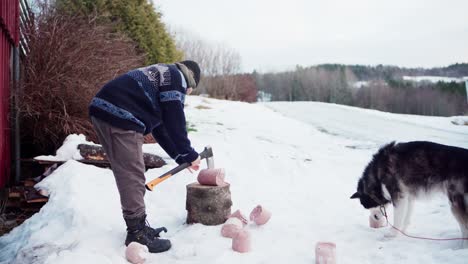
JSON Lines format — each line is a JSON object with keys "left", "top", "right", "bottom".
{"left": 56, "top": 0, "right": 182, "bottom": 64}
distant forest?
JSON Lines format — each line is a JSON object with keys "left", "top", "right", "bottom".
{"left": 249, "top": 63, "right": 468, "bottom": 117}
{"left": 172, "top": 25, "right": 468, "bottom": 117}
{"left": 345, "top": 63, "right": 468, "bottom": 80}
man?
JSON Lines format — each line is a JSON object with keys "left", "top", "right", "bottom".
{"left": 88, "top": 60, "right": 202, "bottom": 253}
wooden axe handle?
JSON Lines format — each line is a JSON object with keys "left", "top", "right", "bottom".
{"left": 145, "top": 162, "right": 191, "bottom": 191}
{"left": 145, "top": 147, "right": 213, "bottom": 191}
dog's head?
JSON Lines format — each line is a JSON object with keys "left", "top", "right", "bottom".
{"left": 350, "top": 159, "right": 391, "bottom": 209}
{"left": 350, "top": 179, "right": 382, "bottom": 209}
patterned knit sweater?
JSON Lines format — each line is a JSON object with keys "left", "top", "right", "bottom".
{"left": 89, "top": 64, "right": 198, "bottom": 164}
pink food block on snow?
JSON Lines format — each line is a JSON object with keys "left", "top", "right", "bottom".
{"left": 221, "top": 217, "right": 243, "bottom": 238}
{"left": 315, "top": 242, "right": 336, "bottom": 264}
{"left": 369, "top": 208, "right": 386, "bottom": 228}
{"left": 125, "top": 242, "right": 149, "bottom": 264}
{"left": 249, "top": 205, "right": 271, "bottom": 225}
{"left": 230, "top": 209, "right": 248, "bottom": 226}
{"left": 232, "top": 229, "right": 251, "bottom": 253}
{"left": 197, "top": 168, "right": 226, "bottom": 186}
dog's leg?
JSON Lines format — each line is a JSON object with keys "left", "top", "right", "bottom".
{"left": 385, "top": 195, "right": 408, "bottom": 238}
{"left": 402, "top": 196, "right": 414, "bottom": 231}
{"left": 460, "top": 226, "right": 468, "bottom": 249}
{"left": 449, "top": 193, "right": 468, "bottom": 249}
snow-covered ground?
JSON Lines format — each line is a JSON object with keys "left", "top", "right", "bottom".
{"left": 265, "top": 102, "right": 468, "bottom": 149}
{"left": 451, "top": 116, "right": 468, "bottom": 126}
{"left": 351, "top": 81, "right": 369, "bottom": 89}
{"left": 1, "top": 97, "right": 468, "bottom": 264}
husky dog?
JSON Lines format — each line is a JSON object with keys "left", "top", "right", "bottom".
{"left": 350, "top": 141, "right": 468, "bottom": 247}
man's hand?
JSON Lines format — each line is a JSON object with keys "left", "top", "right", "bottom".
{"left": 188, "top": 155, "right": 201, "bottom": 173}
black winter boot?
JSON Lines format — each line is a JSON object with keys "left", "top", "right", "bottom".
{"left": 124, "top": 215, "right": 172, "bottom": 253}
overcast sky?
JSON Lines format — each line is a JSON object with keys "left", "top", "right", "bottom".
{"left": 157, "top": 0, "right": 468, "bottom": 73}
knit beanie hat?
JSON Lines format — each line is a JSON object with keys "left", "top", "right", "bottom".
{"left": 177, "top": 60, "right": 201, "bottom": 88}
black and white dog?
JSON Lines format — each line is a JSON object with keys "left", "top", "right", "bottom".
{"left": 351, "top": 141, "right": 468, "bottom": 247}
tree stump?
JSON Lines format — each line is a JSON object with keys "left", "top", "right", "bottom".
{"left": 186, "top": 182, "right": 232, "bottom": 225}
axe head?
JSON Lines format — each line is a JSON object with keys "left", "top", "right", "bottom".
{"left": 200, "top": 146, "right": 214, "bottom": 169}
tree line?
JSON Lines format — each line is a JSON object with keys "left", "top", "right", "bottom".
{"left": 253, "top": 64, "right": 467, "bottom": 116}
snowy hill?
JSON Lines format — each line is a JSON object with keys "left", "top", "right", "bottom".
{"left": 1, "top": 97, "right": 467, "bottom": 264}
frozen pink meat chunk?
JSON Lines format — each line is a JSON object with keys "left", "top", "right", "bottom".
{"left": 221, "top": 217, "right": 243, "bottom": 238}
{"left": 249, "top": 205, "right": 271, "bottom": 225}
{"left": 230, "top": 209, "right": 248, "bottom": 226}
{"left": 232, "top": 229, "right": 251, "bottom": 253}
{"left": 125, "top": 242, "right": 148, "bottom": 264}
{"left": 197, "top": 168, "right": 226, "bottom": 186}
{"left": 369, "top": 207, "right": 387, "bottom": 228}
{"left": 315, "top": 242, "right": 336, "bottom": 264}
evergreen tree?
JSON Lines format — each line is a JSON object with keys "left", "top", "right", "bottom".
{"left": 56, "top": 0, "right": 182, "bottom": 64}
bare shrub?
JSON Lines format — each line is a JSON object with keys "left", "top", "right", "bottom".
{"left": 172, "top": 28, "right": 244, "bottom": 99}
{"left": 18, "top": 7, "right": 144, "bottom": 154}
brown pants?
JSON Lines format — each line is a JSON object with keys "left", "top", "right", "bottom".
{"left": 91, "top": 117, "right": 146, "bottom": 220}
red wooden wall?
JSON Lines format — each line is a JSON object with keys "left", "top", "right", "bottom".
{"left": 0, "top": 0, "right": 19, "bottom": 188}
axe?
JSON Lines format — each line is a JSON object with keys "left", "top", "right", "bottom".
{"left": 145, "top": 146, "right": 214, "bottom": 191}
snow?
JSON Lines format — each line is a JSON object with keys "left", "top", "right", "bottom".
{"left": 451, "top": 116, "right": 468, "bottom": 126}
{"left": 34, "top": 134, "right": 94, "bottom": 161}
{"left": 351, "top": 81, "right": 369, "bottom": 88}
{"left": 1, "top": 97, "right": 468, "bottom": 263}
{"left": 265, "top": 102, "right": 468, "bottom": 149}
{"left": 402, "top": 76, "right": 466, "bottom": 83}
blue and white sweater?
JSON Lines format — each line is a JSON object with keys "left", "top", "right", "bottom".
{"left": 89, "top": 64, "right": 198, "bottom": 164}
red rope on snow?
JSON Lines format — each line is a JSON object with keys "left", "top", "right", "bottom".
{"left": 379, "top": 205, "right": 468, "bottom": 241}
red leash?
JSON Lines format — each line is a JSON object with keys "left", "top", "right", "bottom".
{"left": 379, "top": 205, "right": 468, "bottom": 241}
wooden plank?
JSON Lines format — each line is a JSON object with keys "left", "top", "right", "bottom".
{"left": 23, "top": 187, "right": 48, "bottom": 204}
{"left": 23, "top": 178, "right": 36, "bottom": 187}
{"left": 8, "top": 186, "right": 22, "bottom": 198}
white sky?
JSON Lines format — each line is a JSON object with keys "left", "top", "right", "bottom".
{"left": 156, "top": 0, "right": 468, "bottom": 73}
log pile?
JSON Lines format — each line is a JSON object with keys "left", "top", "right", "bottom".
{"left": 0, "top": 179, "right": 50, "bottom": 236}
{"left": 28, "top": 144, "right": 166, "bottom": 170}
{"left": 77, "top": 144, "right": 166, "bottom": 169}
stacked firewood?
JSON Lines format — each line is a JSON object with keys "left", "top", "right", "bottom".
{"left": 0, "top": 176, "right": 51, "bottom": 235}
